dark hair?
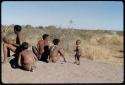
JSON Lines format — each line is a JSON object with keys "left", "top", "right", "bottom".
{"left": 53, "top": 39, "right": 60, "bottom": 45}
{"left": 14, "top": 25, "right": 22, "bottom": 32}
{"left": 21, "top": 42, "right": 29, "bottom": 50}
{"left": 42, "top": 34, "right": 49, "bottom": 40}
{"left": 76, "top": 40, "right": 81, "bottom": 43}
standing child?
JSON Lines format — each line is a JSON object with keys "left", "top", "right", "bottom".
{"left": 74, "top": 40, "right": 82, "bottom": 65}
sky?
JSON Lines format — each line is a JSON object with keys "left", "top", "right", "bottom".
{"left": 2, "top": 1, "right": 123, "bottom": 31}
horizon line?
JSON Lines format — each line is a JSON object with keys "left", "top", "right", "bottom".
{"left": 2, "top": 24, "right": 123, "bottom": 31}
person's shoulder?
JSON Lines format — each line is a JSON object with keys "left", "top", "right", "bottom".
{"left": 38, "top": 39, "right": 43, "bottom": 43}
{"left": 58, "top": 47, "right": 62, "bottom": 51}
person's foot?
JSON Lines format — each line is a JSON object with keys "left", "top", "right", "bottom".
{"left": 2, "top": 61, "right": 10, "bottom": 65}
{"left": 30, "top": 69, "right": 33, "bottom": 72}
{"left": 77, "top": 62, "right": 80, "bottom": 65}
{"left": 74, "top": 62, "right": 77, "bottom": 64}
{"left": 30, "top": 66, "right": 36, "bottom": 72}
{"left": 2, "top": 60, "right": 8, "bottom": 64}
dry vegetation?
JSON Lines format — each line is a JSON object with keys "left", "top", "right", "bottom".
{"left": 1, "top": 25, "right": 124, "bottom": 64}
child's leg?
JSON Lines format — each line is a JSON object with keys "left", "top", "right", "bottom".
{"left": 74, "top": 55, "right": 77, "bottom": 64}
{"left": 3, "top": 43, "right": 16, "bottom": 63}
{"left": 77, "top": 56, "right": 80, "bottom": 65}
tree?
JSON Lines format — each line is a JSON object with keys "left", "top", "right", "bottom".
{"left": 38, "top": 26, "right": 44, "bottom": 29}
{"left": 25, "top": 25, "right": 32, "bottom": 28}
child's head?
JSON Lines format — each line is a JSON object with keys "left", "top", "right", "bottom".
{"left": 76, "top": 40, "right": 81, "bottom": 45}
{"left": 14, "top": 25, "right": 22, "bottom": 34}
{"left": 21, "top": 42, "right": 29, "bottom": 50}
{"left": 42, "top": 34, "right": 49, "bottom": 40}
{"left": 53, "top": 39, "right": 60, "bottom": 45}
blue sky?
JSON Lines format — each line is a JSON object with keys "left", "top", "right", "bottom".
{"left": 2, "top": 1, "right": 123, "bottom": 31}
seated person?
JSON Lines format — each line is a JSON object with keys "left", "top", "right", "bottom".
{"left": 18, "top": 42, "right": 38, "bottom": 72}
{"left": 41, "top": 45, "right": 50, "bottom": 63}
{"left": 32, "top": 34, "right": 49, "bottom": 60}
{"left": 49, "top": 39, "right": 66, "bottom": 63}
{"left": 2, "top": 25, "right": 25, "bottom": 63}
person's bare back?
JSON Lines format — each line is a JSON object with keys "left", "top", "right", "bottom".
{"left": 32, "top": 34, "right": 49, "bottom": 60}
{"left": 18, "top": 42, "right": 37, "bottom": 72}
{"left": 37, "top": 39, "right": 49, "bottom": 55}
{"left": 49, "top": 45, "right": 60, "bottom": 62}
{"left": 20, "top": 50, "right": 36, "bottom": 65}
{"left": 49, "top": 39, "right": 66, "bottom": 63}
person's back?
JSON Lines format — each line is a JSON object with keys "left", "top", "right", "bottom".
{"left": 49, "top": 45, "right": 60, "bottom": 62}
{"left": 32, "top": 34, "right": 49, "bottom": 60}
{"left": 20, "top": 50, "right": 36, "bottom": 65}
{"left": 37, "top": 39, "right": 44, "bottom": 54}
{"left": 18, "top": 42, "right": 38, "bottom": 72}
{"left": 37, "top": 39, "right": 49, "bottom": 54}
{"left": 49, "top": 39, "right": 66, "bottom": 63}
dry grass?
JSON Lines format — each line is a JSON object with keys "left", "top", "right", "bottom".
{"left": 1, "top": 25, "right": 123, "bottom": 64}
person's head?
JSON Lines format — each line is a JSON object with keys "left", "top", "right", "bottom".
{"left": 53, "top": 39, "right": 60, "bottom": 45}
{"left": 14, "top": 25, "right": 22, "bottom": 34}
{"left": 76, "top": 40, "right": 81, "bottom": 45}
{"left": 21, "top": 42, "right": 29, "bottom": 50}
{"left": 42, "top": 34, "right": 49, "bottom": 40}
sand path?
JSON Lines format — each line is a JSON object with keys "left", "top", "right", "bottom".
{"left": 2, "top": 57, "right": 123, "bottom": 83}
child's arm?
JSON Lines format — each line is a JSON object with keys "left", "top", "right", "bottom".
{"left": 37, "top": 41, "right": 40, "bottom": 55}
{"left": 59, "top": 48, "right": 66, "bottom": 62}
{"left": 34, "top": 55, "right": 38, "bottom": 61}
{"left": 12, "top": 43, "right": 20, "bottom": 47}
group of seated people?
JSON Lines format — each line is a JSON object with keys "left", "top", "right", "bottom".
{"left": 2, "top": 25, "right": 82, "bottom": 72}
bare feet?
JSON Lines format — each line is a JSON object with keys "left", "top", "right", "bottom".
{"left": 77, "top": 62, "right": 80, "bottom": 65}
{"left": 2, "top": 59, "right": 8, "bottom": 64}
{"left": 77, "top": 63, "right": 80, "bottom": 65}
{"left": 74, "top": 61, "right": 77, "bottom": 64}
{"left": 2, "top": 61, "right": 9, "bottom": 64}
{"left": 30, "top": 66, "right": 36, "bottom": 72}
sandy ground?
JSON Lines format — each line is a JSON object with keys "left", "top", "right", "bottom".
{"left": 2, "top": 57, "right": 124, "bottom": 84}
